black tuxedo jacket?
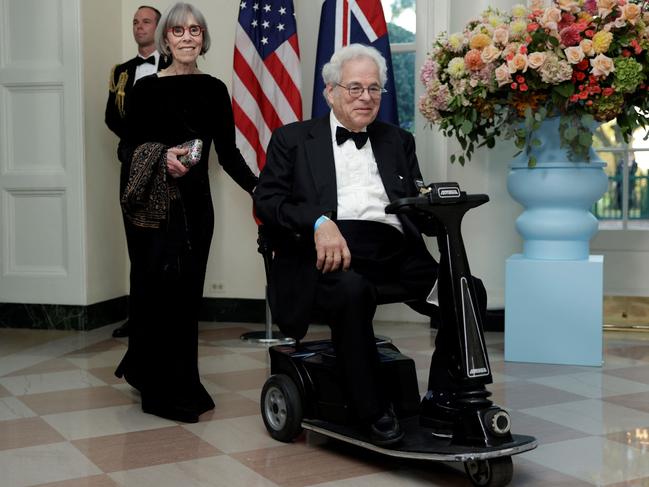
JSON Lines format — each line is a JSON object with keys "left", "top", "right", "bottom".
{"left": 254, "top": 116, "right": 432, "bottom": 339}
{"left": 105, "top": 54, "right": 170, "bottom": 161}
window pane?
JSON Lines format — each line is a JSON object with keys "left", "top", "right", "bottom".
{"left": 390, "top": 51, "right": 415, "bottom": 132}
{"left": 592, "top": 121, "right": 649, "bottom": 222}
{"left": 384, "top": 0, "right": 415, "bottom": 132}
{"left": 631, "top": 127, "right": 649, "bottom": 219}
{"left": 382, "top": 0, "right": 416, "bottom": 38}
{"left": 592, "top": 150, "right": 623, "bottom": 220}
{"left": 592, "top": 122, "right": 620, "bottom": 219}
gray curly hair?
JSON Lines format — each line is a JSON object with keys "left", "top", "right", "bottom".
{"left": 321, "top": 43, "right": 387, "bottom": 102}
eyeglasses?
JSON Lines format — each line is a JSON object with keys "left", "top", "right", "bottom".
{"left": 336, "top": 83, "right": 387, "bottom": 98}
{"left": 167, "top": 24, "right": 203, "bottom": 37}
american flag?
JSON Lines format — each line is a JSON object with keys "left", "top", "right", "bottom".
{"left": 233, "top": 1, "right": 302, "bottom": 174}
{"left": 312, "top": 0, "right": 398, "bottom": 125}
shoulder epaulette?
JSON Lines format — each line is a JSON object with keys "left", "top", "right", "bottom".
{"left": 108, "top": 64, "right": 129, "bottom": 119}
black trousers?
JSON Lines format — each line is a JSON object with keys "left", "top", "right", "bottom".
{"left": 313, "top": 220, "right": 487, "bottom": 422}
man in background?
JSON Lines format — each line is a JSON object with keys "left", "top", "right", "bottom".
{"left": 105, "top": 5, "right": 169, "bottom": 338}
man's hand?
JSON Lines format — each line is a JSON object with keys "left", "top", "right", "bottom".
{"left": 315, "top": 220, "right": 351, "bottom": 273}
{"left": 166, "top": 146, "right": 190, "bottom": 178}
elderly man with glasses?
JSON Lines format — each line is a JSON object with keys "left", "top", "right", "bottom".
{"left": 254, "top": 44, "right": 488, "bottom": 446}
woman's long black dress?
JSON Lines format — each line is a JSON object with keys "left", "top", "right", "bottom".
{"left": 115, "top": 74, "right": 257, "bottom": 422}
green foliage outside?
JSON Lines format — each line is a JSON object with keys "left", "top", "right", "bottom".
{"left": 389, "top": 0, "right": 415, "bottom": 17}
{"left": 387, "top": 22, "right": 415, "bottom": 132}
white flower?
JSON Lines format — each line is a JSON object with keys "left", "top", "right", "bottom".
{"left": 527, "top": 52, "right": 546, "bottom": 69}
{"left": 590, "top": 53, "right": 615, "bottom": 77}
{"left": 447, "top": 57, "right": 467, "bottom": 78}
{"left": 481, "top": 44, "right": 502, "bottom": 63}
{"left": 448, "top": 32, "right": 465, "bottom": 52}
{"left": 564, "top": 46, "right": 585, "bottom": 64}
{"left": 511, "top": 4, "right": 528, "bottom": 18}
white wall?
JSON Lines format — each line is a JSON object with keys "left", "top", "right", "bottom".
{"left": 83, "top": 0, "right": 129, "bottom": 304}
{"left": 50, "top": 0, "right": 647, "bottom": 314}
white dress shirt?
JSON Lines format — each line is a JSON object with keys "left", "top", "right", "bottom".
{"left": 329, "top": 112, "right": 438, "bottom": 302}
{"left": 329, "top": 112, "right": 402, "bottom": 232}
{"left": 134, "top": 50, "right": 161, "bottom": 84}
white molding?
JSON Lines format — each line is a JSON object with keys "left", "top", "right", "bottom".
{"left": 415, "top": 0, "right": 450, "bottom": 184}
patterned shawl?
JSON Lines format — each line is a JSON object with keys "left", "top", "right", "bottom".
{"left": 120, "top": 142, "right": 179, "bottom": 228}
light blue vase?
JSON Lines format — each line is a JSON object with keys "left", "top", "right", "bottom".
{"left": 507, "top": 117, "right": 608, "bottom": 260}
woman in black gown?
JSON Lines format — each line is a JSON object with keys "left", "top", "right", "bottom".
{"left": 115, "top": 2, "right": 258, "bottom": 423}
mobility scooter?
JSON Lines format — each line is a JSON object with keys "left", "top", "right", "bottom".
{"left": 259, "top": 183, "right": 537, "bottom": 487}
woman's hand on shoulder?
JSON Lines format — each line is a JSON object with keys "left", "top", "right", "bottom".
{"left": 166, "top": 146, "right": 189, "bottom": 178}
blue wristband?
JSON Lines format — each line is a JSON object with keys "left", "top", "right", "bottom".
{"left": 314, "top": 215, "right": 330, "bottom": 232}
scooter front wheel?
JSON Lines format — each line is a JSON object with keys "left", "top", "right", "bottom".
{"left": 261, "top": 374, "right": 304, "bottom": 442}
{"left": 464, "top": 456, "right": 513, "bottom": 487}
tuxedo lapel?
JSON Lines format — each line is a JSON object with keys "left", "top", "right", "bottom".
{"left": 305, "top": 117, "right": 337, "bottom": 211}
{"left": 125, "top": 59, "right": 137, "bottom": 92}
{"left": 369, "top": 122, "right": 406, "bottom": 202}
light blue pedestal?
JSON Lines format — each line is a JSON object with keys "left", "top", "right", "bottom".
{"left": 504, "top": 254, "right": 603, "bottom": 367}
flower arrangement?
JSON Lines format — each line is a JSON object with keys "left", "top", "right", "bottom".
{"left": 419, "top": 0, "right": 649, "bottom": 166}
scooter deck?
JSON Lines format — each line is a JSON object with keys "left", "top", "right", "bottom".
{"left": 302, "top": 416, "right": 537, "bottom": 462}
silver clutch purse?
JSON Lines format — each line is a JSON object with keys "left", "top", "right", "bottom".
{"left": 177, "top": 139, "right": 203, "bottom": 167}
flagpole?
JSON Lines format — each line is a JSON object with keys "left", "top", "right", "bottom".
{"left": 233, "top": 0, "right": 301, "bottom": 346}
{"left": 240, "top": 228, "right": 294, "bottom": 345}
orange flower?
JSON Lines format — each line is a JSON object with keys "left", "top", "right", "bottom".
{"left": 465, "top": 49, "right": 486, "bottom": 71}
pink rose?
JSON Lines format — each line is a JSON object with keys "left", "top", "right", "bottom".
{"left": 495, "top": 63, "right": 513, "bottom": 86}
{"left": 621, "top": 3, "right": 641, "bottom": 24}
{"left": 481, "top": 44, "right": 502, "bottom": 63}
{"left": 507, "top": 53, "right": 529, "bottom": 73}
{"left": 493, "top": 26, "right": 510, "bottom": 46}
{"left": 540, "top": 7, "right": 562, "bottom": 29}
{"left": 556, "top": 0, "right": 580, "bottom": 13}
{"left": 597, "top": 0, "right": 617, "bottom": 18}
{"left": 580, "top": 39, "right": 594, "bottom": 56}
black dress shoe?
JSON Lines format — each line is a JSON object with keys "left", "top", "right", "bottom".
{"left": 368, "top": 406, "right": 404, "bottom": 446}
{"left": 112, "top": 321, "right": 130, "bottom": 338}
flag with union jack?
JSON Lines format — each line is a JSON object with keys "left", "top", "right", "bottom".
{"left": 312, "top": 0, "right": 399, "bottom": 126}
{"left": 233, "top": 1, "right": 303, "bottom": 174}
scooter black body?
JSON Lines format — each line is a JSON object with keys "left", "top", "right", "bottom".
{"left": 260, "top": 183, "right": 537, "bottom": 487}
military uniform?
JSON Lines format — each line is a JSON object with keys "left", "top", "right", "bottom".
{"left": 105, "top": 53, "right": 170, "bottom": 163}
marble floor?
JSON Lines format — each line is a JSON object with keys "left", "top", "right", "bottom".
{"left": 2, "top": 321, "right": 649, "bottom": 486}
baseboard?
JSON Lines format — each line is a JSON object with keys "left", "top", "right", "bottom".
{"left": 0, "top": 297, "right": 504, "bottom": 332}
{"left": 199, "top": 297, "right": 266, "bottom": 323}
{"left": 0, "top": 297, "right": 128, "bottom": 331}
{"left": 0, "top": 297, "right": 267, "bottom": 331}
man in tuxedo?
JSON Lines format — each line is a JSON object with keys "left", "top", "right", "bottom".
{"left": 105, "top": 5, "right": 169, "bottom": 338}
{"left": 255, "top": 44, "right": 488, "bottom": 445}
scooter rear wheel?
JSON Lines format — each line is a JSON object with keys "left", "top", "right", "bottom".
{"left": 464, "top": 456, "right": 513, "bottom": 487}
{"left": 261, "top": 374, "right": 304, "bottom": 442}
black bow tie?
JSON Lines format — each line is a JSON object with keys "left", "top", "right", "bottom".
{"left": 135, "top": 55, "right": 155, "bottom": 66}
{"left": 336, "top": 126, "right": 369, "bottom": 149}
